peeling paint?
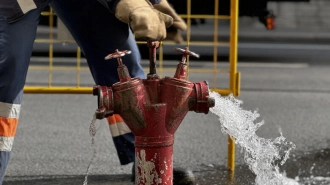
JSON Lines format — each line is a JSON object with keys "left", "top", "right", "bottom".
{"left": 164, "top": 160, "right": 168, "bottom": 170}
{"left": 136, "top": 150, "right": 162, "bottom": 185}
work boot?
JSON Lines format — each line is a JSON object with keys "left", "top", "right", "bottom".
{"left": 131, "top": 163, "right": 196, "bottom": 185}
{"left": 173, "top": 167, "right": 196, "bottom": 185}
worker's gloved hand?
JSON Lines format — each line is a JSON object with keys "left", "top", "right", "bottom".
{"left": 153, "top": 0, "right": 187, "bottom": 30}
{"left": 166, "top": 27, "right": 184, "bottom": 43}
{"left": 153, "top": 0, "right": 187, "bottom": 43}
{"left": 115, "top": 0, "right": 173, "bottom": 41}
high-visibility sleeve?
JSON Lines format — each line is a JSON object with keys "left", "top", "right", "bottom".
{"left": 107, "top": 114, "right": 132, "bottom": 137}
{"left": 0, "top": 102, "right": 20, "bottom": 151}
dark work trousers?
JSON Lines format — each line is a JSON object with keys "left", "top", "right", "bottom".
{"left": 0, "top": 0, "right": 144, "bottom": 183}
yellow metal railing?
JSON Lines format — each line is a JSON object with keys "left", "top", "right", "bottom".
{"left": 25, "top": 0, "right": 240, "bottom": 171}
{"left": 228, "top": 0, "right": 239, "bottom": 171}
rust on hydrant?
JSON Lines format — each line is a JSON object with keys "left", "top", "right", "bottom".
{"left": 93, "top": 43, "right": 215, "bottom": 185}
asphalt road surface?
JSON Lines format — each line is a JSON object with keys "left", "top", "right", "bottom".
{"left": 3, "top": 43, "right": 330, "bottom": 185}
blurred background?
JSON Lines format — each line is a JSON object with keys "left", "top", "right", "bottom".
{"left": 33, "top": 0, "right": 328, "bottom": 60}
{"left": 7, "top": 0, "right": 330, "bottom": 184}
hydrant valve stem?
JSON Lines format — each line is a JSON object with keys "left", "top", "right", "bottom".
{"left": 174, "top": 47, "right": 200, "bottom": 64}
{"left": 174, "top": 47, "right": 200, "bottom": 79}
{"left": 147, "top": 41, "right": 160, "bottom": 75}
{"left": 104, "top": 49, "right": 131, "bottom": 61}
{"left": 104, "top": 49, "right": 133, "bottom": 82}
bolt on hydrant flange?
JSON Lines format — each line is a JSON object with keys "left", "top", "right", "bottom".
{"left": 93, "top": 43, "right": 215, "bottom": 185}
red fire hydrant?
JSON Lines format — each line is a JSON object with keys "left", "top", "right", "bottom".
{"left": 93, "top": 42, "right": 215, "bottom": 185}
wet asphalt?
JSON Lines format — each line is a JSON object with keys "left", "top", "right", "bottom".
{"left": 3, "top": 148, "right": 330, "bottom": 185}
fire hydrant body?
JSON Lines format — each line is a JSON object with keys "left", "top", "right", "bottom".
{"left": 93, "top": 45, "right": 215, "bottom": 185}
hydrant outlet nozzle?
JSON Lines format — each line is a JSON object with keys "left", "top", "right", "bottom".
{"left": 93, "top": 85, "right": 115, "bottom": 119}
{"left": 193, "top": 81, "right": 215, "bottom": 114}
{"left": 208, "top": 97, "right": 215, "bottom": 107}
{"left": 95, "top": 107, "right": 106, "bottom": 119}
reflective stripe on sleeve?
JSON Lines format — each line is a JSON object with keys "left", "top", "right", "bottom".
{"left": 0, "top": 117, "right": 18, "bottom": 137}
{"left": 107, "top": 114, "right": 131, "bottom": 137}
{"left": 107, "top": 114, "right": 123, "bottom": 124}
{"left": 0, "top": 136, "right": 14, "bottom": 152}
{"left": 0, "top": 102, "right": 19, "bottom": 151}
{"left": 0, "top": 102, "right": 21, "bottom": 119}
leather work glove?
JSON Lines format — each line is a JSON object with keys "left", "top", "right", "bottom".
{"left": 153, "top": 0, "right": 187, "bottom": 31}
{"left": 153, "top": 0, "right": 187, "bottom": 43}
{"left": 166, "top": 26, "right": 184, "bottom": 43}
{"left": 115, "top": 0, "right": 173, "bottom": 41}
